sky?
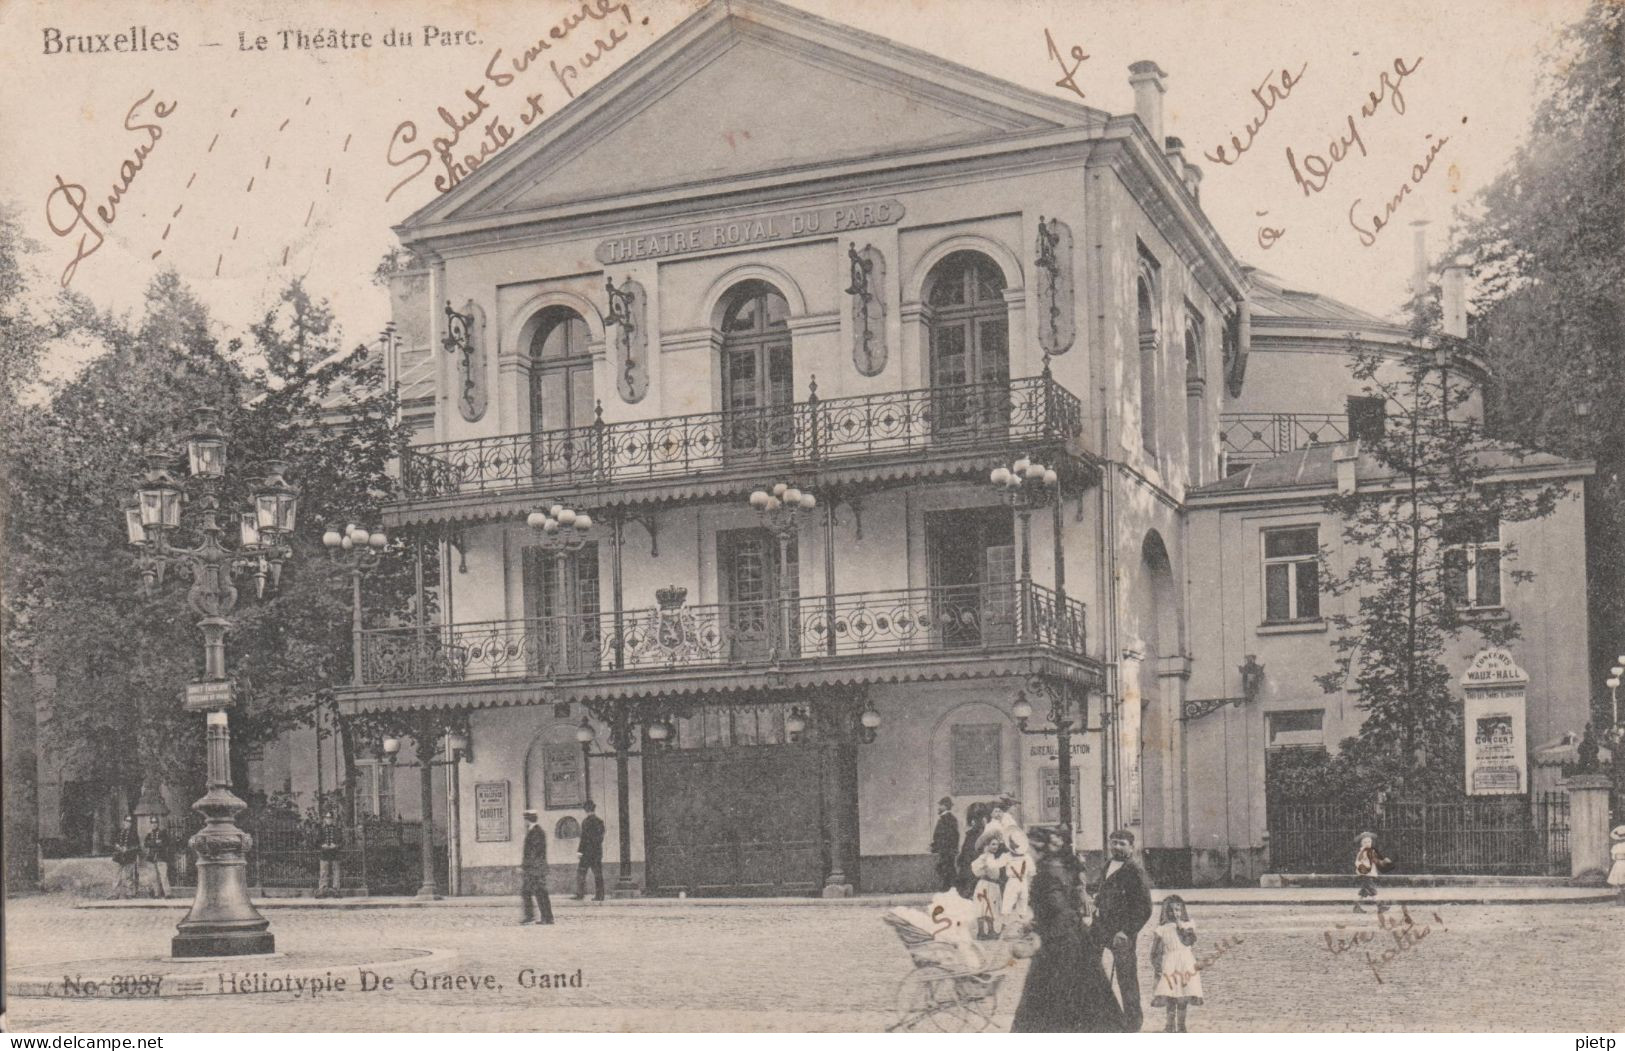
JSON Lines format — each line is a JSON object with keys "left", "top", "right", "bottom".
{"left": 0, "top": 0, "right": 1585, "bottom": 383}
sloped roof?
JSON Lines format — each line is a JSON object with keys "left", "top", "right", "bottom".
{"left": 1194, "top": 440, "right": 1587, "bottom": 498}
{"left": 1243, "top": 266, "right": 1399, "bottom": 328}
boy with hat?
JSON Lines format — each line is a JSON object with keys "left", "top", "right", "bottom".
{"left": 1090, "top": 828, "right": 1153, "bottom": 1031}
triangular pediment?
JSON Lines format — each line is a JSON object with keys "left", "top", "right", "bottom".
{"left": 405, "top": 0, "right": 1104, "bottom": 230}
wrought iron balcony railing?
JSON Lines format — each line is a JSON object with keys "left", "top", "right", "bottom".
{"left": 355, "top": 581, "right": 1087, "bottom": 688}
{"left": 399, "top": 375, "right": 1083, "bottom": 500}
{"left": 1219, "top": 413, "right": 1350, "bottom": 464}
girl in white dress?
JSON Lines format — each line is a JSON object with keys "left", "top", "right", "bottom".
{"left": 1150, "top": 895, "right": 1202, "bottom": 1032}
{"left": 970, "top": 835, "right": 1007, "bottom": 938}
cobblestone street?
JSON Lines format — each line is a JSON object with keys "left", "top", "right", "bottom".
{"left": 6, "top": 896, "right": 1622, "bottom": 1032}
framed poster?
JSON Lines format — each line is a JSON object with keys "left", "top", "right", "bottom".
{"left": 474, "top": 781, "right": 510, "bottom": 843}
{"left": 950, "top": 724, "right": 1001, "bottom": 796}
{"left": 1038, "top": 767, "right": 1082, "bottom": 831}
{"left": 1461, "top": 649, "right": 1529, "bottom": 795}
{"left": 543, "top": 741, "right": 586, "bottom": 809}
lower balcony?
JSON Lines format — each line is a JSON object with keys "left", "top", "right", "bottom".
{"left": 344, "top": 582, "right": 1091, "bottom": 709}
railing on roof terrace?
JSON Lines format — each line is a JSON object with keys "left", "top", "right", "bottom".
{"left": 355, "top": 581, "right": 1087, "bottom": 688}
{"left": 399, "top": 374, "right": 1082, "bottom": 500}
{"left": 1219, "top": 413, "right": 1350, "bottom": 464}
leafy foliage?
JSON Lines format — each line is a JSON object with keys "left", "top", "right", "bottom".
{"left": 2, "top": 260, "right": 419, "bottom": 807}
{"left": 1312, "top": 331, "right": 1568, "bottom": 799}
{"left": 1454, "top": 0, "right": 1624, "bottom": 722}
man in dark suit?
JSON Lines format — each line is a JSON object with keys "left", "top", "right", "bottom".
{"left": 930, "top": 796, "right": 959, "bottom": 892}
{"left": 1089, "top": 828, "right": 1153, "bottom": 1031}
{"left": 575, "top": 801, "right": 606, "bottom": 901}
{"left": 519, "top": 809, "right": 554, "bottom": 925}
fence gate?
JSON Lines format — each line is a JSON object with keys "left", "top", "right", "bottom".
{"left": 1266, "top": 794, "right": 1569, "bottom": 875}
{"left": 166, "top": 811, "right": 446, "bottom": 895}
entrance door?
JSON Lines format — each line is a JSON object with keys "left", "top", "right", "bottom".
{"left": 643, "top": 744, "right": 827, "bottom": 895}
{"left": 925, "top": 508, "right": 1016, "bottom": 646}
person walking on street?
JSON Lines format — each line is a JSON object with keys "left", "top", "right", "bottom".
{"left": 142, "top": 823, "right": 171, "bottom": 898}
{"left": 930, "top": 796, "right": 959, "bottom": 892}
{"left": 1090, "top": 828, "right": 1153, "bottom": 1032}
{"left": 956, "top": 801, "right": 989, "bottom": 898}
{"left": 1011, "top": 826, "right": 1124, "bottom": 1032}
{"left": 520, "top": 809, "right": 555, "bottom": 924}
{"left": 316, "top": 809, "right": 342, "bottom": 898}
{"left": 109, "top": 816, "right": 140, "bottom": 900}
{"left": 1353, "top": 831, "right": 1392, "bottom": 913}
{"left": 575, "top": 801, "right": 606, "bottom": 901}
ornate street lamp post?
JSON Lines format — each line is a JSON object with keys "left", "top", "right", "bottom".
{"left": 526, "top": 505, "right": 595, "bottom": 674}
{"left": 124, "top": 409, "right": 298, "bottom": 957}
{"left": 377, "top": 717, "right": 469, "bottom": 899}
{"left": 320, "top": 522, "right": 388, "bottom": 822}
{"left": 577, "top": 709, "right": 674, "bottom": 895}
{"left": 749, "top": 482, "right": 817, "bottom": 659}
{"left": 1011, "top": 677, "right": 1091, "bottom": 847}
{"left": 990, "top": 455, "right": 1061, "bottom": 637}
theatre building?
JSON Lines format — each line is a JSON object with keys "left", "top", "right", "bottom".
{"left": 335, "top": 0, "right": 1592, "bottom": 892}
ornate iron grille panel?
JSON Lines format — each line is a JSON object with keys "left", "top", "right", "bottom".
{"left": 355, "top": 582, "right": 1088, "bottom": 687}
{"left": 396, "top": 375, "right": 1083, "bottom": 499}
{"left": 1218, "top": 412, "right": 1351, "bottom": 465}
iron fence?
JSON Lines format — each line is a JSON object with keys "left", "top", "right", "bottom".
{"left": 400, "top": 375, "right": 1083, "bottom": 499}
{"left": 1266, "top": 793, "right": 1570, "bottom": 875}
{"left": 166, "top": 810, "right": 441, "bottom": 895}
{"left": 357, "top": 581, "right": 1088, "bottom": 688}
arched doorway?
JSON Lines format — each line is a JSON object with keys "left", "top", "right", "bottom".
{"left": 923, "top": 250, "right": 1009, "bottom": 438}
{"left": 719, "top": 280, "right": 793, "bottom": 456}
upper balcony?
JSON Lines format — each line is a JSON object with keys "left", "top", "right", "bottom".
{"left": 1219, "top": 412, "right": 1350, "bottom": 468}
{"left": 338, "top": 580, "right": 1093, "bottom": 714}
{"left": 388, "top": 374, "right": 1084, "bottom": 525}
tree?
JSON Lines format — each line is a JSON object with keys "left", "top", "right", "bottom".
{"left": 2, "top": 259, "right": 417, "bottom": 816}
{"left": 1307, "top": 325, "right": 1569, "bottom": 800}
{"left": 1455, "top": 0, "right": 1624, "bottom": 726}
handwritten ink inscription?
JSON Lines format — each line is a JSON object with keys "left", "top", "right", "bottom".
{"left": 44, "top": 89, "right": 177, "bottom": 287}
{"left": 1319, "top": 904, "right": 1448, "bottom": 983}
{"left": 1044, "top": 28, "right": 1090, "bottom": 101}
{"left": 1285, "top": 57, "right": 1422, "bottom": 199}
{"left": 385, "top": 0, "right": 636, "bottom": 202}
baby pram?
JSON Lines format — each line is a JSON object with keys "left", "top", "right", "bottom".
{"left": 883, "top": 908, "right": 1010, "bottom": 1032}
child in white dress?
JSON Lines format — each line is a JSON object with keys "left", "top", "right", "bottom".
{"left": 1150, "top": 895, "right": 1202, "bottom": 1032}
{"left": 970, "top": 836, "right": 1007, "bottom": 939}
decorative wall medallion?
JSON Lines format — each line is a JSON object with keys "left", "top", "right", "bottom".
{"left": 1034, "top": 216, "right": 1076, "bottom": 356}
{"left": 606, "top": 276, "right": 648, "bottom": 403}
{"left": 442, "top": 299, "right": 488, "bottom": 421}
{"left": 846, "top": 243, "right": 887, "bottom": 376}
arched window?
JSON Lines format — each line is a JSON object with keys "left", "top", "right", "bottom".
{"left": 924, "top": 251, "right": 1009, "bottom": 437}
{"left": 529, "top": 307, "right": 596, "bottom": 477}
{"left": 1184, "top": 318, "right": 1205, "bottom": 484}
{"left": 1137, "top": 275, "right": 1159, "bottom": 453}
{"left": 720, "top": 281, "right": 793, "bottom": 454}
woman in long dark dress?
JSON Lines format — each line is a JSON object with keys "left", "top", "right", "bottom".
{"left": 1011, "top": 827, "right": 1125, "bottom": 1033}
{"left": 955, "top": 802, "right": 989, "bottom": 898}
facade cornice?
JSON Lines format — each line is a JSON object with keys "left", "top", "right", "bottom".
{"left": 1185, "top": 458, "right": 1595, "bottom": 511}
{"left": 1086, "top": 123, "right": 1249, "bottom": 308}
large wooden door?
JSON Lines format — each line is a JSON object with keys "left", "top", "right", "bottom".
{"left": 643, "top": 744, "right": 827, "bottom": 896}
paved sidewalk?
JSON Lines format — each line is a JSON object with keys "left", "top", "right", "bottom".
{"left": 74, "top": 884, "right": 1619, "bottom": 909}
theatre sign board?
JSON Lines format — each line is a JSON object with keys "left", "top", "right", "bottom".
{"left": 1460, "top": 648, "right": 1529, "bottom": 795}
{"left": 595, "top": 199, "right": 905, "bottom": 265}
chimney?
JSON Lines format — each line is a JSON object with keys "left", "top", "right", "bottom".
{"left": 1165, "top": 138, "right": 1203, "bottom": 203}
{"left": 1409, "top": 220, "right": 1430, "bottom": 299}
{"left": 1334, "top": 443, "right": 1360, "bottom": 494}
{"left": 1129, "top": 61, "right": 1168, "bottom": 146}
{"left": 1441, "top": 258, "right": 1469, "bottom": 338}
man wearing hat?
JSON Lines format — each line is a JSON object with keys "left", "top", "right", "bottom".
{"left": 519, "top": 809, "right": 554, "bottom": 925}
{"left": 930, "top": 797, "right": 960, "bottom": 892}
{"left": 1089, "top": 828, "right": 1153, "bottom": 1031}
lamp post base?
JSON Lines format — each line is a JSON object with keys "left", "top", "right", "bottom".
{"left": 414, "top": 884, "right": 443, "bottom": 901}
{"left": 172, "top": 929, "right": 275, "bottom": 958}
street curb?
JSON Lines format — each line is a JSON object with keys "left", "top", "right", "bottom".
{"left": 5, "top": 945, "right": 459, "bottom": 1000}
{"left": 70, "top": 890, "right": 1618, "bottom": 909}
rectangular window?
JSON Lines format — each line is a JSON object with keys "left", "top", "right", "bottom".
{"left": 1347, "top": 395, "right": 1386, "bottom": 443}
{"left": 950, "top": 724, "right": 1002, "bottom": 795}
{"left": 1443, "top": 515, "right": 1503, "bottom": 609}
{"left": 1262, "top": 526, "right": 1320, "bottom": 623}
{"left": 1266, "top": 709, "right": 1325, "bottom": 748}
{"left": 354, "top": 763, "right": 396, "bottom": 821}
